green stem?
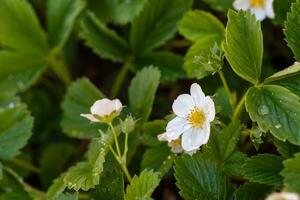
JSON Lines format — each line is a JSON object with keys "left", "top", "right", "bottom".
{"left": 120, "top": 163, "right": 132, "bottom": 183}
{"left": 10, "top": 158, "right": 41, "bottom": 174}
{"left": 218, "top": 71, "right": 234, "bottom": 107}
{"left": 48, "top": 48, "right": 72, "bottom": 86}
{"left": 79, "top": 193, "right": 90, "bottom": 200}
{"left": 3, "top": 166, "right": 46, "bottom": 199}
{"left": 123, "top": 132, "right": 129, "bottom": 160}
{"left": 110, "top": 61, "right": 131, "bottom": 98}
{"left": 109, "top": 123, "right": 121, "bottom": 157}
{"left": 232, "top": 94, "right": 246, "bottom": 121}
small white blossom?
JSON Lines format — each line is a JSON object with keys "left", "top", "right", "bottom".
{"left": 266, "top": 192, "right": 300, "bottom": 200}
{"left": 80, "top": 98, "right": 122, "bottom": 123}
{"left": 160, "top": 83, "right": 215, "bottom": 153}
{"left": 158, "top": 132, "right": 183, "bottom": 154}
{"left": 233, "top": 0, "right": 275, "bottom": 21}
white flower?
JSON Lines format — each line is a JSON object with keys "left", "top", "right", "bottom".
{"left": 158, "top": 132, "right": 183, "bottom": 154}
{"left": 161, "top": 83, "right": 215, "bottom": 153}
{"left": 80, "top": 98, "right": 122, "bottom": 123}
{"left": 266, "top": 192, "right": 300, "bottom": 200}
{"left": 233, "top": 0, "right": 275, "bottom": 21}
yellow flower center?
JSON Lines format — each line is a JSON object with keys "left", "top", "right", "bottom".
{"left": 170, "top": 138, "right": 181, "bottom": 147}
{"left": 250, "top": 0, "right": 265, "bottom": 7}
{"left": 188, "top": 107, "right": 206, "bottom": 128}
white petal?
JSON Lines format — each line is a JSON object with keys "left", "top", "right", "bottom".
{"left": 250, "top": 7, "right": 266, "bottom": 21}
{"left": 113, "top": 99, "right": 123, "bottom": 112}
{"left": 203, "top": 96, "right": 215, "bottom": 122}
{"left": 265, "top": 0, "right": 275, "bottom": 18}
{"left": 157, "top": 132, "right": 169, "bottom": 141}
{"left": 80, "top": 114, "right": 99, "bottom": 122}
{"left": 172, "top": 94, "right": 195, "bottom": 117}
{"left": 181, "top": 127, "right": 210, "bottom": 152}
{"left": 233, "top": 0, "right": 250, "bottom": 10}
{"left": 166, "top": 117, "right": 189, "bottom": 141}
{"left": 90, "top": 98, "right": 122, "bottom": 117}
{"left": 190, "top": 83, "right": 205, "bottom": 107}
{"left": 266, "top": 192, "right": 300, "bottom": 200}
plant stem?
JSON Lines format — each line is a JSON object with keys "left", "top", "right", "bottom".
{"left": 79, "top": 193, "right": 90, "bottom": 200}
{"left": 48, "top": 48, "right": 72, "bottom": 86}
{"left": 10, "top": 158, "right": 41, "bottom": 174}
{"left": 123, "top": 132, "right": 129, "bottom": 160}
{"left": 218, "top": 71, "right": 234, "bottom": 107}
{"left": 109, "top": 123, "right": 121, "bottom": 158}
{"left": 120, "top": 163, "right": 132, "bottom": 183}
{"left": 232, "top": 94, "right": 246, "bottom": 121}
{"left": 110, "top": 61, "right": 131, "bottom": 98}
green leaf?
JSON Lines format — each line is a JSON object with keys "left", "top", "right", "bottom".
{"left": 274, "top": 139, "right": 300, "bottom": 159}
{"left": 40, "top": 143, "right": 74, "bottom": 189}
{"left": 63, "top": 129, "right": 117, "bottom": 191}
{"left": 245, "top": 85, "right": 300, "bottom": 145}
{"left": 141, "top": 145, "right": 171, "bottom": 171}
{"left": 213, "top": 87, "right": 233, "bottom": 117}
{"left": 274, "top": 75, "right": 300, "bottom": 97}
{"left": 124, "top": 170, "right": 160, "bottom": 200}
{"left": 47, "top": 0, "right": 86, "bottom": 47}
{"left": 55, "top": 192, "right": 78, "bottom": 200}
{"left": 285, "top": 0, "right": 300, "bottom": 60}
{"left": 61, "top": 78, "right": 106, "bottom": 139}
{"left": 142, "top": 120, "right": 167, "bottom": 147}
{"left": 273, "top": 0, "right": 295, "bottom": 25}
{"left": 88, "top": 0, "right": 147, "bottom": 24}
{"left": 0, "top": 0, "right": 48, "bottom": 54}
{"left": 203, "top": 0, "right": 233, "bottom": 12}
{"left": 179, "top": 10, "right": 224, "bottom": 42}
{"left": 80, "top": 11, "right": 130, "bottom": 62}
{"left": 91, "top": 168, "right": 124, "bottom": 200}
{"left": 224, "top": 10, "right": 263, "bottom": 84}
{"left": 223, "top": 151, "right": 247, "bottom": 177}
{"left": 0, "top": 103, "right": 33, "bottom": 160}
{"left": 130, "top": 0, "right": 193, "bottom": 54}
{"left": 132, "top": 51, "right": 185, "bottom": 81}
{"left": 47, "top": 175, "right": 66, "bottom": 200}
{"left": 233, "top": 183, "right": 272, "bottom": 200}
{"left": 264, "top": 62, "right": 300, "bottom": 83}
{"left": 281, "top": 152, "right": 300, "bottom": 193}
{"left": 183, "top": 37, "right": 219, "bottom": 79}
{"left": 0, "top": 162, "right": 2, "bottom": 180}
{"left": 243, "top": 154, "right": 284, "bottom": 187}
{"left": 129, "top": 67, "right": 160, "bottom": 123}
{"left": 174, "top": 153, "right": 228, "bottom": 200}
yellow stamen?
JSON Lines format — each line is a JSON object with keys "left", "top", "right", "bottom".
{"left": 250, "top": 0, "right": 265, "bottom": 7}
{"left": 188, "top": 107, "right": 206, "bottom": 128}
{"left": 170, "top": 139, "right": 181, "bottom": 147}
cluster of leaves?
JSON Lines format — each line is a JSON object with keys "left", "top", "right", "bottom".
{"left": 0, "top": 0, "right": 300, "bottom": 199}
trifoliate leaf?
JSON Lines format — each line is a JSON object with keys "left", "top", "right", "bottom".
{"left": 285, "top": 0, "right": 300, "bottom": 60}
{"left": 274, "top": 139, "right": 300, "bottom": 159}
{"left": 129, "top": 0, "right": 193, "bottom": 54}
{"left": 179, "top": 10, "right": 225, "bottom": 42}
{"left": 132, "top": 51, "right": 185, "bottom": 81}
{"left": 224, "top": 10, "right": 263, "bottom": 84}
{"left": 47, "top": 0, "right": 86, "bottom": 48}
{"left": 0, "top": 103, "right": 33, "bottom": 160}
{"left": 91, "top": 168, "right": 124, "bottom": 200}
{"left": 174, "top": 153, "right": 228, "bottom": 200}
{"left": 246, "top": 85, "right": 300, "bottom": 145}
{"left": 88, "top": 0, "right": 147, "bottom": 24}
{"left": 129, "top": 67, "right": 160, "bottom": 123}
{"left": 281, "top": 152, "right": 300, "bottom": 193}
{"left": 243, "top": 154, "right": 284, "bottom": 187}
{"left": 223, "top": 151, "right": 247, "bottom": 177}
{"left": 233, "top": 183, "right": 272, "bottom": 200}
{"left": 124, "top": 170, "right": 160, "bottom": 200}
{"left": 264, "top": 62, "right": 300, "bottom": 83}
{"left": 61, "top": 78, "right": 106, "bottom": 139}
{"left": 80, "top": 11, "right": 130, "bottom": 62}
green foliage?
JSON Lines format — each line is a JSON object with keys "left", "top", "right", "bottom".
{"left": 246, "top": 85, "right": 300, "bottom": 145}
{"left": 61, "top": 78, "right": 106, "bottom": 139}
{"left": 224, "top": 10, "right": 263, "bottom": 84}
{"left": 203, "top": 0, "right": 233, "bottom": 12}
{"left": 264, "top": 62, "right": 300, "bottom": 83}
{"left": 124, "top": 170, "right": 160, "bottom": 200}
{"left": 47, "top": 175, "right": 66, "bottom": 200}
{"left": 273, "top": 0, "right": 295, "bottom": 25}
{"left": 91, "top": 168, "right": 124, "bottom": 200}
{"left": 285, "top": 0, "right": 300, "bottom": 60}
{"left": 233, "top": 183, "right": 271, "bottom": 200}
{"left": 141, "top": 145, "right": 171, "bottom": 171}
{"left": 243, "top": 154, "right": 284, "bottom": 187}
{"left": 213, "top": 87, "right": 233, "bottom": 117}
{"left": 80, "top": 12, "right": 130, "bottom": 62}
{"left": 223, "top": 151, "right": 247, "bottom": 177}
{"left": 274, "top": 139, "right": 300, "bottom": 159}
{"left": 47, "top": 0, "right": 86, "bottom": 48}
{"left": 88, "top": 0, "right": 147, "bottom": 24}
{"left": 142, "top": 120, "right": 167, "bottom": 147}
{"left": 0, "top": 102, "right": 33, "bottom": 160}
{"left": 129, "top": 67, "right": 160, "bottom": 123}
{"left": 174, "top": 153, "right": 228, "bottom": 200}
{"left": 129, "top": 0, "right": 193, "bottom": 54}
{"left": 281, "top": 152, "right": 300, "bottom": 193}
